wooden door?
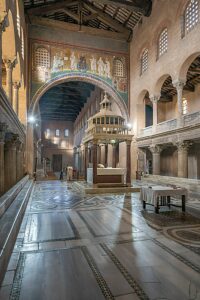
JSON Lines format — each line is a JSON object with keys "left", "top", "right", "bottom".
{"left": 52, "top": 154, "right": 62, "bottom": 172}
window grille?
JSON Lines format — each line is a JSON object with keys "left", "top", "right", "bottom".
{"left": 35, "top": 47, "right": 50, "bottom": 68}
{"left": 141, "top": 49, "right": 148, "bottom": 74}
{"left": 113, "top": 59, "right": 124, "bottom": 77}
{"left": 182, "top": 98, "right": 188, "bottom": 115}
{"left": 55, "top": 129, "right": 60, "bottom": 137}
{"left": 158, "top": 28, "right": 168, "bottom": 57}
{"left": 185, "top": 0, "right": 199, "bottom": 33}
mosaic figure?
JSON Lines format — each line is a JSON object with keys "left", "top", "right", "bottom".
{"left": 78, "top": 56, "right": 87, "bottom": 71}
{"left": 90, "top": 56, "right": 97, "bottom": 73}
{"left": 97, "top": 57, "right": 105, "bottom": 77}
{"left": 70, "top": 51, "right": 77, "bottom": 70}
{"left": 104, "top": 59, "right": 111, "bottom": 78}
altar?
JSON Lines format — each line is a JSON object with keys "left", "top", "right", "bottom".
{"left": 87, "top": 167, "right": 126, "bottom": 184}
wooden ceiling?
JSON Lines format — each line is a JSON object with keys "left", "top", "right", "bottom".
{"left": 24, "top": 0, "right": 152, "bottom": 40}
{"left": 39, "top": 81, "right": 95, "bottom": 121}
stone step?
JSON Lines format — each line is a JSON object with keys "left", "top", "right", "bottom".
{"left": 0, "top": 180, "right": 33, "bottom": 285}
{"left": 0, "top": 175, "right": 29, "bottom": 219}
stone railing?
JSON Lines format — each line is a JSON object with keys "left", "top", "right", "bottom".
{"left": 156, "top": 118, "right": 177, "bottom": 133}
{"left": 139, "top": 126, "right": 153, "bottom": 137}
{"left": 184, "top": 111, "right": 200, "bottom": 127}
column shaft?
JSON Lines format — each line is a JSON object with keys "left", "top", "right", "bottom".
{"left": 104, "top": 144, "right": 108, "bottom": 167}
{"left": 177, "top": 142, "right": 189, "bottom": 178}
{"left": 13, "top": 82, "right": 20, "bottom": 115}
{"left": 173, "top": 81, "right": 185, "bottom": 127}
{"left": 126, "top": 142, "right": 131, "bottom": 186}
{"left": 84, "top": 143, "right": 88, "bottom": 180}
{"left": 0, "top": 142, "right": 5, "bottom": 195}
{"left": 112, "top": 144, "right": 116, "bottom": 168}
{"left": 93, "top": 142, "right": 98, "bottom": 184}
{"left": 152, "top": 153, "right": 160, "bottom": 175}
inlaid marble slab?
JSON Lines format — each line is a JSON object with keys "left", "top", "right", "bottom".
{"left": 11, "top": 248, "right": 105, "bottom": 300}
{"left": 78, "top": 208, "right": 136, "bottom": 237}
{"left": 24, "top": 212, "right": 79, "bottom": 243}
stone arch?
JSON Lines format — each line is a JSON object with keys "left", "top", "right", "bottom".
{"left": 136, "top": 89, "right": 151, "bottom": 130}
{"left": 2, "top": 10, "right": 16, "bottom": 59}
{"left": 178, "top": 52, "right": 200, "bottom": 81}
{"left": 29, "top": 73, "right": 129, "bottom": 122}
{"left": 153, "top": 74, "right": 173, "bottom": 96}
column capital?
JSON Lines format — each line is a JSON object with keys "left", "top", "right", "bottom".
{"left": 13, "top": 81, "right": 21, "bottom": 89}
{"left": 5, "top": 133, "right": 19, "bottom": 149}
{"left": 126, "top": 140, "right": 132, "bottom": 146}
{"left": 93, "top": 139, "right": 98, "bottom": 145}
{"left": 0, "top": 122, "right": 8, "bottom": 143}
{"left": 150, "top": 95, "right": 160, "bottom": 103}
{"left": 149, "top": 144, "right": 163, "bottom": 154}
{"left": 3, "top": 57, "right": 17, "bottom": 70}
{"left": 174, "top": 141, "right": 192, "bottom": 151}
{"left": 0, "top": 13, "right": 8, "bottom": 32}
{"left": 172, "top": 80, "right": 185, "bottom": 90}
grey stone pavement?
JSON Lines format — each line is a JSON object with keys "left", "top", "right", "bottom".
{"left": 0, "top": 180, "right": 200, "bottom": 300}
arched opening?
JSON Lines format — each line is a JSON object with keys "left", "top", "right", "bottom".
{"left": 157, "top": 75, "right": 177, "bottom": 123}
{"left": 28, "top": 77, "right": 128, "bottom": 177}
{"left": 183, "top": 55, "right": 200, "bottom": 115}
{"left": 144, "top": 92, "right": 153, "bottom": 127}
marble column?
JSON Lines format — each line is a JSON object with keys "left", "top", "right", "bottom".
{"left": 104, "top": 144, "right": 108, "bottom": 167}
{"left": 0, "top": 122, "right": 7, "bottom": 195}
{"left": 4, "top": 58, "right": 17, "bottom": 103}
{"left": 112, "top": 143, "right": 117, "bottom": 168}
{"left": 150, "top": 95, "right": 160, "bottom": 133}
{"left": 176, "top": 141, "right": 190, "bottom": 178}
{"left": 84, "top": 143, "right": 88, "bottom": 180}
{"left": 0, "top": 13, "right": 8, "bottom": 87}
{"left": 93, "top": 140, "right": 98, "bottom": 184}
{"left": 126, "top": 141, "right": 131, "bottom": 186}
{"left": 149, "top": 145, "right": 162, "bottom": 175}
{"left": 13, "top": 81, "right": 21, "bottom": 116}
{"left": 4, "top": 133, "right": 18, "bottom": 191}
{"left": 173, "top": 80, "right": 185, "bottom": 127}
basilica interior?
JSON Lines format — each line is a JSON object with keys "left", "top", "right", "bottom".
{"left": 0, "top": 0, "right": 200, "bottom": 299}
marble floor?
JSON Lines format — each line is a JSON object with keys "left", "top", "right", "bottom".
{"left": 0, "top": 180, "right": 200, "bottom": 300}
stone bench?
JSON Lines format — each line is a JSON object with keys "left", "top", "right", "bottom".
{"left": 0, "top": 179, "right": 33, "bottom": 285}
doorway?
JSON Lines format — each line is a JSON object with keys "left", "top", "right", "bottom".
{"left": 52, "top": 154, "right": 62, "bottom": 172}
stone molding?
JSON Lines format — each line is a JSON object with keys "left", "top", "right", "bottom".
{"left": 0, "top": 13, "right": 8, "bottom": 32}
{"left": 0, "top": 122, "right": 8, "bottom": 143}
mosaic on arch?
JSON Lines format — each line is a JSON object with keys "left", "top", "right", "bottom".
{"left": 31, "top": 41, "right": 129, "bottom": 105}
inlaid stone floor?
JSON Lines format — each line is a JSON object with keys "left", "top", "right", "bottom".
{"left": 1, "top": 180, "right": 200, "bottom": 300}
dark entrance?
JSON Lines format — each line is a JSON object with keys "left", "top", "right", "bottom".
{"left": 52, "top": 154, "right": 62, "bottom": 172}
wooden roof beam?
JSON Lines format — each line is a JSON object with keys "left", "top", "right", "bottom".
{"left": 27, "top": 0, "right": 79, "bottom": 15}
{"left": 28, "top": 16, "right": 130, "bottom": 40}
{"left": 95, "top": 0, "right": 152, "bottom": 16}
{"left": 83, "top": 0, "right": 131, "bottom": 34}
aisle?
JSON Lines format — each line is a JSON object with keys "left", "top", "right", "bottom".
{"left": 0, "top": 180, "right": 200, "bottom": 300}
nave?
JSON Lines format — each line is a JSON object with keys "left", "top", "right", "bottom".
{"left": 0, "top": 180, "right": 200, "bottom": 300}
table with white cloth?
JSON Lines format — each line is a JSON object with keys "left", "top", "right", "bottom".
{"left": 140, "top": 185, "right": 188, "bottom": 213}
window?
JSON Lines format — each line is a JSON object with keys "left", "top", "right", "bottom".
{"left": 55, "top": 129, "right": 60, "bottom": 137}
{"left": 45, "top": 129, "right": 50, "bottom": 138}
{"left": 21, "top": 29, "right": 24, "bottom": 60}
{"left": 158, "top": 28, "right": 168, "bottom": 58}
{"left": 182, "top": 97, "right": 188, "bottom": 115}
{"left": 16, "top": 2, "right": 20, "bottom": 38}
{"left": 185, "top": 0, "right": 199, "bottom": 34}
{"left": 35, "top": 47, "right": 50, "bottom": 68}
{"left": 64, "top": 129, "right": 69, "bottom": 137}
{"left": 113, "top": 59, "right": 124, "bottom": 77}
{"left": 141, "top": 49, "right": 148, "bottom": 74}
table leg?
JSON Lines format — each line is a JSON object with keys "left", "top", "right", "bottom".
{"left": 182, "top": 195, "right": 186, "bottom": 212}
{"left": 143, "top": 200, "right": 146, "bottom": 209}
{"left": 167, "top": 196, "right": 171, "bottom": 209}
{"left": 155, "top": 197, "right": 159, "bottom": 214}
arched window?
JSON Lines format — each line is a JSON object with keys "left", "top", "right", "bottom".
{"left": 21, "top": 28, "right": 24, "bottom": 59}
{"left": 158, "top": 28, "right": 168, "bottom": 58}
{"left": 113, "top": 59, "right": 124, "bottom": 77}
{"left": 16, "top": 2, "right": 20, "bottom": 38}
{"left": 64, "top": 129, "right": 69, "bottom": 137}
{"left": 35, "top": 47, "right": 50, "bottom": 68}
{"left": 182, "top": 97, "right": 188, "bottom": 115}
{"left": 141, "top": 49, "right": 148, "bottom": 74}
{"left": 55, "top": 129, "right": 60, "bottom": 137}
{"left": 185, "top": 0, "right": 199, "bottom": 34}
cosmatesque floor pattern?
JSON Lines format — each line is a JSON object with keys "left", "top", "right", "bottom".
{"left": 1, "top": 180, "right": 200, "bottom": 300}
